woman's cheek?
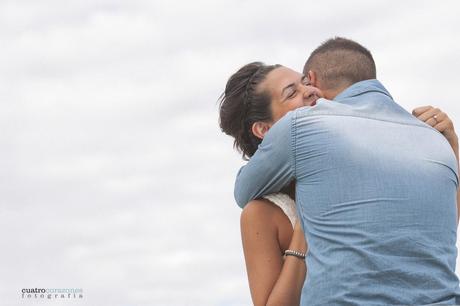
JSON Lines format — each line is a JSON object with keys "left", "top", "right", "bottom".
{"left": 294, "top": 98, "right": 306, "bottom": 109}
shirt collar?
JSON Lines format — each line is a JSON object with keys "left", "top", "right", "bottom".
{"left": 333, "top": 79, "right": 393, "bottom": 101}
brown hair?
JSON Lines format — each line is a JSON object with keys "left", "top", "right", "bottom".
{"left": 303, "top": 37, "right": 376, "bottom": 90}
{"left": 219, "top": 62, "right": 281, "bottom": 160}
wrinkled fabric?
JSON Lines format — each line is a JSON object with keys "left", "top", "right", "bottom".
{"left": 234, "top": 80, "right": 460, "bottom": 305}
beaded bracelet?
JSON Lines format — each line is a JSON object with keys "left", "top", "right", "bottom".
{"left": 284, "top": 249, "right": 306, "bottom": 259}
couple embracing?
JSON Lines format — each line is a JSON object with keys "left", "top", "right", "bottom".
{"left": 219, "top": 37, "right": 460, "bottom": 306}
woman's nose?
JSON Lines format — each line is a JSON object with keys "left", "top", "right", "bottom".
{"left": 300, "top": 84, "right": 310, "bottom": 97}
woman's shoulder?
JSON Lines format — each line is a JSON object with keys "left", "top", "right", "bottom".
{"left": 240, "top": 198, "right": 294, "bottom": 252}
{"left": 262, "top": 193, "right": 297, "bottom": 227}
{"left": 240, "top": 198, "right": 292, "bottom": 231}
{"left": 240, "top": 199, "right": 279, "bottom": 223}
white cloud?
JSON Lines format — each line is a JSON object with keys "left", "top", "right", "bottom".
{"left": 1, "top": 0, "right": 460, "bottom": 305}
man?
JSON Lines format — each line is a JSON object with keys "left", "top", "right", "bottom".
{"left": 234, "top": 37, "right": 460, "bottom": 305}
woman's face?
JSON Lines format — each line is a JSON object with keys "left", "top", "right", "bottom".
{"left": 260, "top": 66, "right": 321, "bottom": 123}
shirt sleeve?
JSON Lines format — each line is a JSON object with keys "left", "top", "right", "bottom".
{"left": 234, "top": 111, "right": 296, "bottom": 208}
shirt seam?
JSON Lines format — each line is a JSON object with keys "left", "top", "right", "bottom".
{"left": 343, "top": 89, "right": 393, "bottom": 100}
{"left": 295, "top": 110, "right": 459, "bottom": 183}
{"left": 291, "top": 111, "right": 297, "bottom": 178}
{"left": 296, "top": 112, "right": 438, "bottom": 131}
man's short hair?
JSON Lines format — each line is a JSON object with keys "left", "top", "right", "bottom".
{"left": 303, "top": 37, "right": 376, "bottom": 90}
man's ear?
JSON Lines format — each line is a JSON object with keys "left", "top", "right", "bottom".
{"left": 251, "top": 121, "right": 272, "bottom": 140}
{"left": 307, "top": 70, "right": 318, "bottom": 87}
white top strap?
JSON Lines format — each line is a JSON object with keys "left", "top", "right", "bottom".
{"left": 262, "top": 193, "right": 297, "bottom": 228}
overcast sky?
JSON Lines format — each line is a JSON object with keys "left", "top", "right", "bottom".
{"left": 1, "top": 1, "right": 460, "bottom": 305}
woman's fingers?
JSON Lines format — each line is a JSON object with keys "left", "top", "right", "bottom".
{"left": 413, "top": 105, "right": 458, "bottom": 149}
{"left": 413, "top": 105, "right": 447, "bottom": 128}
{"left": 434, "top": 120, "right": 450, "bottom": 133}
{"left": 415, "top": 107, "right": 441, "bottom": 123}
{"left": 412, "top": 105, "right": 433, "bottom": 116}
{"left": 425, "top": 111, "right": 447, "bottom": 128}
{"left": 413, "top": 105, "right": 456, "bottom": 137}
{"left": 412, "top": 105, "right": 449, "bottom": 129}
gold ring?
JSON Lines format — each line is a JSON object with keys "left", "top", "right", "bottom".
{"left": 433, "top": 115, "right": 438, "bottom": 123}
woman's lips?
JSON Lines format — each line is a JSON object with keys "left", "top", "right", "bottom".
{"left": 304, "top": 86, "right": 323, "bottom": 107}
{"left": 305, "top": 94, "right": 319, "bottom": 106}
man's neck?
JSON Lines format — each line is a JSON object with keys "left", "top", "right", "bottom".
{"left": 322, "top": 86, "right": 347, "bottom": 100}
{"left": 317, "top": 80, "right": 352, "bottom": 100}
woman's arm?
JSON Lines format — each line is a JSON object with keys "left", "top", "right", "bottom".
{"left": 413, "top": 106, "right": 459, "bottom": 223}
{"left": 241, "top": 200, "right": 307, "bottom": 306}
{"left": 266, "top": 221, "right": 307, "bottom": 306}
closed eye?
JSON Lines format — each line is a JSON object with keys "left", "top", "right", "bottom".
{"left": 288, "top": 90, "right": 297, "bottom": 99}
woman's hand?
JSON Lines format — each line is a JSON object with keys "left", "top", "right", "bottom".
{"left": 413, "top": 106, "right": 460, "bottom": 225}
{"left": 412, "top": 106, "right": 458, "bottom": 151}
{"left": 291, "top": 221, "right": 307, "bottom": 254}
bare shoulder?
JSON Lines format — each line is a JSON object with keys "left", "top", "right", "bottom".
{"left": 241, "top": 199, "right": 279, "bottom": 224}
{"left": 240, "top": 199, "right": 294, "bottom": 252}
{"left": 240, "top": 199, "right": 291, "bottom": 231}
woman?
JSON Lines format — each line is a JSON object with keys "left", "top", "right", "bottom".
{"left": 218, "top": 62, "right": 458, "bottom": 306}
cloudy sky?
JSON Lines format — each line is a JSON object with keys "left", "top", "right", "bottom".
{"left": 1, "top": 1, "right": 460, "bottom": 305}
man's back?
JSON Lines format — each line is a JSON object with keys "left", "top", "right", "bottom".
{"left": 234, "top": 80, "right": 460, "bottom": 305}
{"left": 294, "top": 81, "right": 459, "bottom": 305}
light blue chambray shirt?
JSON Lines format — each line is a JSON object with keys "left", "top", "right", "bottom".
{"left": 234, "top": 80, "right": 460, "bottom": 305}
